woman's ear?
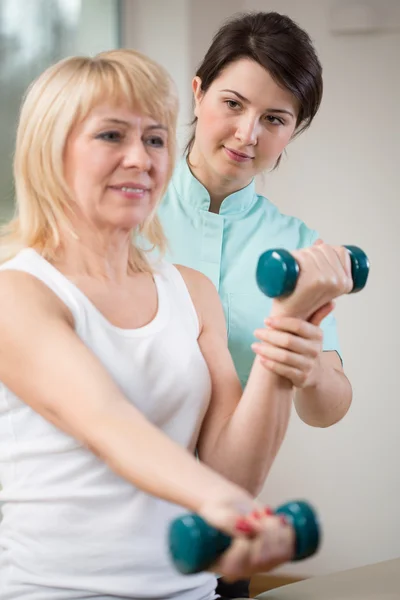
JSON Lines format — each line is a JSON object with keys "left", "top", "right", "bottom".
{"left": 192, "top": 77, "right": 204, "bottom": 117}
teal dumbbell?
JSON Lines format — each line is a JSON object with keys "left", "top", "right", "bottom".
{"left": 169, "top": 500, "right": 320, "bottom": 575}
{"left": 256, "top": 245, "right": 369, "bottom": 298}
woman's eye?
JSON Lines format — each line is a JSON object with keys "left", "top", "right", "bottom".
{"left": 145, "top": 136, "right": 165, "bottom": 148}
{"left": 265, "top": 115, "right": 284, "bottom": 126}
{"left": 225, "top": 99, "right": 241, "bottom": 110}
{"left": 96, "top": 130, "right": 122, "bottom": 142}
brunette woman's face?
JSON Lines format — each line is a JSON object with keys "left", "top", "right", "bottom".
{"left": 191, "top": 58, "right": 298, "bottom": 188}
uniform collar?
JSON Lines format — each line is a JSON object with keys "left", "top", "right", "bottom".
{"left": 171, "top": 157, "right": 257, "bottom": 215}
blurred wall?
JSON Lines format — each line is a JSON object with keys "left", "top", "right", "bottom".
{"left": 0, "top": 0, "right": 120, "bottom": 220}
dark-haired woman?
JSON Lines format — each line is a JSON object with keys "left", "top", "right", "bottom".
{"left": 158, "top": 13, "right": 352, "bottom": 597}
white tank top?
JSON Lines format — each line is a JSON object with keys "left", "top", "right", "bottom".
{"left": 0, "top": 248, "right": 217, "bottom": 600}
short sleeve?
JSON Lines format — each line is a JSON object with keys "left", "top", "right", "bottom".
{"left": 306, "top": 229, "right": 343, "bottom": 362}
{"left": 319, "top": 311, "right": 342, "bottom": 362}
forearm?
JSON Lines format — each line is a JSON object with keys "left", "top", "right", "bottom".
{"left": 294, "top": 356, "right": 352, "bottom": 427}
{"left": 77, "top": 400, "right": 244, "bottom": 513}
{"left": 202, "top": 358, "right": 294, "bottom": 495}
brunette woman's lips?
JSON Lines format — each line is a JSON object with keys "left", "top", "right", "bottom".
{"left": 224, "top": 147, "right": 254, "bottom": 163}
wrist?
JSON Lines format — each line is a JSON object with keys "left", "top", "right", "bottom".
{"left": 192, "top": 466, "right": 250, "bottom": 513}
{"left": 269, "top": 302, "right": 304, "bottom": 320}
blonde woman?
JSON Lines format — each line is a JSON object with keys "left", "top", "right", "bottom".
{"left": 0, "top": 50, "right": 352, "bottom": 599}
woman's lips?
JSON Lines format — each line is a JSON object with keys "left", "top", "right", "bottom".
{"left": 224, "top": 147, "right": 254, "bottom": 163}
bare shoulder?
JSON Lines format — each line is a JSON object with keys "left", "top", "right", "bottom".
{"left": 174, "top": 264, "right": 226, "bottom": 337}
{"left": 173, "top": 264, "right": 221, "bottom": 307}
{"left": 0, "top": 269, "right": 73, "bottom": 328}
{"left": 174, "top": 264, "right": 217, "bottom": 294}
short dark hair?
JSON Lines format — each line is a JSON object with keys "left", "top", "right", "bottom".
{"left": 186, "top": 11, "right": 323, "bottom": 163}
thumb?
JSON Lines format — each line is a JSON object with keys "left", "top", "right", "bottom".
{"left": 313, "top": 238, "right": 324, "bottom": 246}
{"left": 309, "top": 301, "right": 335, "bottom": 326}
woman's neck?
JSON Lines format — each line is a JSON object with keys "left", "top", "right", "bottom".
{"left": 187, "top": 149, "right": 251, "bottom": 214}
{"left": 53, "top": 226, "right": 133, "bottom": 283}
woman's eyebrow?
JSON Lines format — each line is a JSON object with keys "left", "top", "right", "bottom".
{"left": 220, "top": 89, "right": 295, "bottom": 117}
{"left": 98, "top": 118, "right": 167, "bottom": 130}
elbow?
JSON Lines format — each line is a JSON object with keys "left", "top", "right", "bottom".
{"left": 299, "top": 398, "right": 352, "bottom": 428}
{"left": 295, "top": 378, "right": 353, "bottom": 428}
{"left": 298, "top": 411, "right": 337, "bottom": 428}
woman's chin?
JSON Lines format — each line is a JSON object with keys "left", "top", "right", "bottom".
{"left": 108, "top": 207, "right": 153, "bottom": 231}
{"left": 216, "top": 154, "right": 253, "bottom": 184}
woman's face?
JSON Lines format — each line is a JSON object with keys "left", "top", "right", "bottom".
{"left": 191, "top": 58, "right": 298, "bottom": 188}
{"left": 64, "top": 104, "right": 169, "bottom": 232}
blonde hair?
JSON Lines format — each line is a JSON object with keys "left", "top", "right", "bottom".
{"left": 0, "top": 49, "right": 179, "bottom": 271}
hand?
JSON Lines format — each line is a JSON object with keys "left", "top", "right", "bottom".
{"left": 198, "top": 494, "right": 295, "bottom": 580}
{"left": 251, "top": 303, "right": 333, "bottom": 389}
{"left": 270, "top": 242, "right": 353, "bottom": 321}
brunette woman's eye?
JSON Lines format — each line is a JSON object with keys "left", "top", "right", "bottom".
{"left": 225, "top": 99, "right": 242, "bottom": 110}
{"left": 265, "top": 115, "right": 284, "bottom": 126}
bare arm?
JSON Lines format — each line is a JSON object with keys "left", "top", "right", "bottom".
{"left": 251, "top": 241, "right": 355, "bottom": 429}
{"left": 178, "top": 266, "right": 294, "bottom": 495}
{"left": 252, "top": 313, "right": 353, "bottom": 428}
{"left": 179, "top": 242, "right": 354, "bottom": 493}
{"left": 0, "top": 270, "right": 249, "bottom": 516}
{"left": 0, "top": 269, "right": 310, "bottom": 579}
{"left": 294, "top": 351, "right": 352, "bottom": 427}
{"left": 283, "top": 240, "right": 353, "bottom": 427}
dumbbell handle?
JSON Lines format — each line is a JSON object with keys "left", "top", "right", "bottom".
{"left": 256, "top": 244, "right": 369, "bottom": 298}
{"left": 168, "top": 500, "right": 320, "bottom": 575}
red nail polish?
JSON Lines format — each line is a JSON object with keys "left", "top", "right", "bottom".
{"left": 264, "top": 506, "right": 274, "bottom": 516}
{"left": 235, "top": 518, "right": 254, "bottom": 534}
{"left": 279, "top": 514, "right": 288, "bottom": 526}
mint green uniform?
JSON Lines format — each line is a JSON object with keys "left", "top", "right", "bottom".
{"left": 158, "top": 159, "right": 341, "bottom": 386}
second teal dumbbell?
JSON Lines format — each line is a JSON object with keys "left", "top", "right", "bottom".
{"left": 168, "top": 500, "right": 320, "bottom": 575}
{"left": 256, "top": 245, "right": 369, "bottom": 298}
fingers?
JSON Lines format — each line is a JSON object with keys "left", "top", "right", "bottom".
{"left": 213, "top": 507, "right": 271, "bottom": 579}
{"left": 215, "top": 536, "right": 252, "bottom": 581}
{"left": 334, "top": 245, "right": 353, "bottom": 281}
{"left": 253, "top": 320, "right": 322, "bottom": 360}
{"left": 201, "top": 504, "right": 264, "bottom": 540}
{"left": 263, "top": 317, "right": 323, "bottom": 342}
{"left": 308, "top": 243, "right": 353, "bottom": 294}
{"left": 250, "top": 515, "right": 294, "bottom": 569}
{"left": 276, "top": 243, "right": 353, "bottom": 321}
{"left": 252, "top": 341, "right": 312, "bottom": 371}
{"left": 252, "top": 319, "right": 323, "bottom": 388}
{"left": 214, "top": 511, "right": 295, "bottom": 580}
{"left": 257, "top": 359, "right": 310, "bottom": 388}
{"left": 292, "top": 243, "right": 352, "bottom": 296}
{"left": 312, "top": 238, "right": 351, "bottom": 280}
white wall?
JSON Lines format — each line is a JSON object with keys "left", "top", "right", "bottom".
{"left": 245, "top": 0, "right": 400, "bottom": 578}
{"left": 122, "top": 0, "right": 191, "bottom": 149}
{"left": 122, "top": 0, "right": 400, "bottom": 577}
{"left": 74, "top": 0, "right": 120, "bottom": 55}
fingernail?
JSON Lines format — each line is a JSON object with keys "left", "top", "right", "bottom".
{"left": 235, "top": 518, "right": 254, "bottom": 534}
{"left": 279, "top": 514, "right": 289, "bottom": 526}
{"left": 251, "top": 510, "right": 262, "bottom": 520}
{"left": 264, "top": 506, "right": 274, "bottom": 516}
